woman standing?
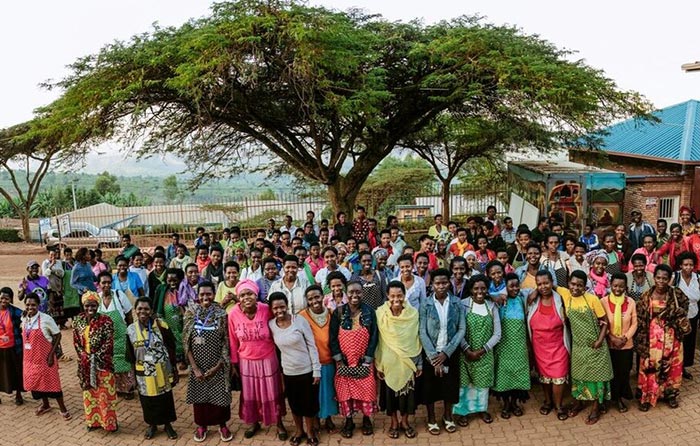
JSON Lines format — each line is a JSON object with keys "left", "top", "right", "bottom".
{"left": 42, "top": 248, "right": 66, "bottom": 328}
{"left": 493, "top": 274, "right": 531, "bottom": 418}
{"left": 526, "top": 270, "right": 570, "bottom": 421}
{"left": 449, "top": 256, "right": 469, "bottom": 300}
{"left": 112, "top": 255, "right": 145, "bottom": 308}
{"left": 397, "top": 254, "right": 427, "bottom": 308}
{"left": 22, "top": 293, "right": 71, "bottom": 420}
{"left": 183, "top": 281, "right": 234, "bottom": 442}
{"left": 72, "top": 291, "right": 118, "bottom": 432}
{"left": 672, "top": 251, "right": 699, "bottom": 380}
{"left": 376, "top": 281, "right": 421, "bottom": 439}
{"left": 269, "top": 292, "right": 322, "bottom": 446}
{"left": 655, "top": 223, "right": 690, "bottom": 271}
{"left": 453, "top": 275, "right": 501, "bottom": 426}
{"left": 515, "top": 243, "right": 557, "bottom": 289}
{"left": 300, "top": 285, "right": 339, "bottom": 434}
{"left": 558, "top": 271, "right": 613, "bottom": 425}
{"left": 351, "top": 251, "right": 386, "bottom": 310}
{"left": 126, "top": 297, "right": 179, "bottom": 440}
{"left": 627, "top": 234, "right": 658, "bottom": 273}
{"left": 214, "top": 261, "right": 240, "bottom": 313}
{"left": 330, "top": 280, "right": 379, "bottom": 438}
{"left": 419, "top": 268, "right": 466, "bottom": 435}
{"left": 626, "top": 254, "right": 654, "bottom": 301}
{"left": 679, "top": 206, "right": 695, "bottom": 237}
{"left": 587, "top": 250, "right": 611, "bottom": 299}
{"left": 19, "top": 261, "right": 50, "bottom": 314}
{"left": 636, "top": 264, "right": 690, "bottom": 410}
{"left": 70, "top": 248, "right": 97, "bottom": 298}
{"left": 0, "top": 287, "right": 23, "bottom": 405}
{"left": 601, "top": 273, "right": 638, "bottom": 412}
{"left": 228, "top": 279, "right": 287, "bottom": 440}
{"left": 541, "top": 233, "right": 570, "bottom": 286}
{"left": 323, "top": 271, "right": 348, "bottom": 311}
{"left": 95, "top": 271, "right": 135, "bottom": 399}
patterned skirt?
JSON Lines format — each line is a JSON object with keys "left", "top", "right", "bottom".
{"left": 239, "top": 354, "right": 286, "bottom": 425}
{"left": 83, "top": 370, "right": 118, "bottom": 431}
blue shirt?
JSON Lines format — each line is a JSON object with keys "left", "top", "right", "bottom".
{"left": 70, "top": 261, "right": 97, "bottom": 295}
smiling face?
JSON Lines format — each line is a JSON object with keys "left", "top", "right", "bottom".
{"left": 329, "top": 277, "right": 345, "bottom": 297}
{"left": 117, "top": 259, "right": 129, "bottom": 276}
{"left": 526, "top": 247, "right": 540, "bottom": 265}
{"left": 186, "top": 266, "right": 199, "bottom": 285}
{"left": 166, "top": 273, "right": 180, "bottom": 290}
{"left": 25, "top": 298, "right": 38, "bottom": 317}
{"left": 135, "top": 300, "right": 152, "bottom": 323}
{"left": 270, "top": 298, "right": 288, "bottom": 320}
{"left": 27, "top": 263, "right": 39, "bottom": 279}
{"left": 451, "top": 260, "right": 466, "bottom": 280}
{"left": 487, "top": 263, "right": 504, "bottom": 284}
{"left": 323, "top": 250, "right": 337, "bottom": 268}
{"left": 471, "top": 280, "right": 488, "bottom": 304}
{"left": 360, "top": 254, "right": 373, "bottom": 272}
{"left": 611, "top": 278, "right": 627, "bottom": 296}
{"left": 0, "top": 292, "right": 11, "bottom": 309}
{"left": 415, "top": 256, "right": 428, "bottom": 275}
{"left": 654, "top": 269, "right": 671, "bottom": 290}
{"left": 643, "top": 236, "right": 655, "bottom": 252}
{"left": 574, "top": 245, "right": 586, "bottom": 261}
{"left": 535, "top": 274, "right": 553, "bottom": 297}
{"left": 198, "top": 286, "right": 215, "bottom": 307}
{"left": 99, "top": 275, "right": 112, "bottom": 295}
{"left": 388, "top": 286, "right": 405, "bottom": 310}
{"left": 568, "top": 276, "right": 586, "bottom": 297}
{"left": 283, "top": 260, "right": 298, "bottom": 280}
{"left": 506, "top": 278, "right": 520, "bottom": 298}
{"left": 84, "top": 300, "right": 98, "bottom": 317}
{"left": 306, "top": 289, "right": 324, "bottom": 314}
{"left": 671, "top": 225, "right": 682, "bottom": 240}
{"left": 225, "top": 265, "right": 239, "bottom": 283}
{"left": 593, "top": 257, "right": 607, "bottom": 274}
{"left": 153, "top": 257, "right": 165, "bottom": 274}
{"left": 347, "top": 283, "right": 362, "bottom": 308}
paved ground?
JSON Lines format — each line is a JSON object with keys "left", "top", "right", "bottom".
{"left": 3, "top": 251, "right": 700, "bottom": 445}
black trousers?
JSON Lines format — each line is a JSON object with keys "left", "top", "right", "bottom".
{"left": 683, "top": 314, "right": 699, "bottom": 368}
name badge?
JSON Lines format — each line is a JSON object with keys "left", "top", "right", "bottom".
{"left": 193, "top": 336, "right": 205, "bottom": 345}
{"left": 24, "top": 343, "right": 32, "bottom": 350}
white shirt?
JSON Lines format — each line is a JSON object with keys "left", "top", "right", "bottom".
{"left": 129, "top": 266, "right": 149, "bottom": 297}
{"left": 471, "top": 301, "right": 489, "bottom": 316}
{"left": 269, "top": 276, "right": 311, "bottom": 314}
{"left": 678, "top": 274, "right": 700, "bottom": 319}
{"left": 98, "top": 290, "right": 133, "bottom": 321}
{"left": 315, "top": 265, "right": 352, "bottom": 288}
{"left": 280, "top": 225, "right": 298, "bottom": 236}
{"left": 433, "top": 296, "right": 450, "bottom": 352}
{"left": 22, "top": 312, "right": 60, "bottom": 343}
{"left": 240, "top": 265, "right": 263, "bottom": 282}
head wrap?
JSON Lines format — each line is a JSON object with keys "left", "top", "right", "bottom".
{"left": 335, "top": 243, "right": 348, "bottom": 255}
{"left": 373, "top": 248, "right": 388, "bottom": 259}
{"left": 235, "top": 279, "right": 259, "bottom": 297}
{"left": 586, "top": 249, "right": 609, "bottom": 266}
{"left": 463, "top": 250, "right": 477, "bottom": 260}
{"left": 680, "top": 206, "right": 694, "bottom": 216}
{"left": 81, "top": 290, "right": 101, "bottom": 306}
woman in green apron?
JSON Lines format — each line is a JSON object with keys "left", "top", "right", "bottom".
{"left": 453, "top": 274, "right": 501, "bottom": 425}
{"left": 493, "top": 273, "right": 531, "bottom": 418}
{"left": 558, "top": 270, "right": 613, "bottom": 425}
{"left": 153, "top": 268, "right": 186, "bottom": 369}
{"left": 96, "top": 271, "right": 135, "bottom": 399}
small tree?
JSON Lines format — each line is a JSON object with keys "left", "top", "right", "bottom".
{"left": 93, "top": 171, "right": 121, "bottom": 196}
{"left": 0, "top": 123, "right": 63, "bottom": 240}
{"left": 162, "top": 175, "right": 182, "bottom": 203}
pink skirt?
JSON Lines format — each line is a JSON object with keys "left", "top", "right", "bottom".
{"left": 239, "top": 353, "right": 286, "bottom": 425}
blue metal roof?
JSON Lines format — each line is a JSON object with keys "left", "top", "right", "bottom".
{"left": 596, "top": 99, "right": 700, "bottom": 162}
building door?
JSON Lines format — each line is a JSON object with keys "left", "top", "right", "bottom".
{"left": 658, "top": 196, "right": 680, "bottom": 225}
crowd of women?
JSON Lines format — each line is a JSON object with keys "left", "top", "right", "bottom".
{"left": 0, "top": 205, "right": 697, "bottom": 442}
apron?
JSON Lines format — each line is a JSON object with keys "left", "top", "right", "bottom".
{"left": 494, "top": 298, "right": 531, "bottom": 392}
{"left": 162, "top": 291, "right": 184, "bottom": 360}
{"left": 100, "top": 294, "right": 131, "bottom": 374}
{"left": 462, "top": 308, "right": 495, "bottom": 388}
{"left": 23, "top": 316, "right": 62, "bottom": 393}
{"left": 62, "top": 269, "right": 80, "bottom": 310}
{"left": 567, "top": 296, "right": 613, "bottom": 382}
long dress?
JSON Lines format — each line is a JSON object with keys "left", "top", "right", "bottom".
{"left": 183, "top": 303, "right": 232, "bottom": 427}
{"left": 98, "top": 291, "right": 135, "bottom": 394}
{"left": 453, "top": 303, "right": 496, "bottom": 416}
{"left": 23, "top": 313, "right": 62, "bottom": 399}
{"left": 72, "top": 313, "right": 118, "bottom": 431}
{"left": 560, "top": 289, "right": 613, "bottom": 403}
{"left": 529, "top": 301, "right": 569, "bottom": 384}
{"left": 0, "top": 305, "right": 23, "bottom": 395}
{"left": 335, "top": 314, "right": 377, "bottom": 417}
{"left": 126, "top": 319, "right": 178, "bottom": 426}
{"left": 493, "top": 294, "right": 530, "bottom": 402}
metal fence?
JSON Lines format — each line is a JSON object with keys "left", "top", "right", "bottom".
{"left": 22, "top": 183, "right": 509, "bottom": 247}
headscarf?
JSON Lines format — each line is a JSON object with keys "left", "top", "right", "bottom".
{"left": 81, "top": 290, "right": 101, "bottom": 306}
{"left": 607, "top": 292, "right": 626, "bottom": 336}
{"left": 374, "top": 301, "right": 421, "bottom": 393}
{"left": 587, "top": 249, "right": 609, "bottom": 298}
{"left": 235, "top": 279, "right": 259, "bottom": 297}
{"left": 464, "top": 250, "right": 477, "bottom": 260}
{"left": 335, "top": 243, "right": 348, "bottom": 256}
{"left": 373, "top": 248, "right": 388, "bottom": 260}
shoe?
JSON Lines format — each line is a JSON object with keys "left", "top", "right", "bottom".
{"left": 683, "top": 369, "right": 693, "bottom": 380}
{"left": 219, "top": 425, "right": 233, "bottom": 442}
{"left": 244, "top": 422, "right": 260, "bottom": 439}
{"left": 341, "top": 418, "right": 355, "bottom": 438}
{"left": 442, "top": 417, "right": 457, "bottom": 433}
{"left": 164, "top": 423, "right": 178, "bottom": 440}
{"left": 144, "top": 425, "right": 157, "bottom": 439}
{"left": 193, "top": 426, "right": 207, "bottom": 442}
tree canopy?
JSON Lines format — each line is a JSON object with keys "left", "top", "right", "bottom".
{"left": 34, "top": 0, "right": 652, "bottom": 214}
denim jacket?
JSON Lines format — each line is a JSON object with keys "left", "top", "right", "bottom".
{"left": 330, "top": 302, "right": 378, "bottom": 365}
{"left": 419, "top": 293, "right": 466, "bottom": 359}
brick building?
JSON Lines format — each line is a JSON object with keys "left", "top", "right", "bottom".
{"left": 570, "top": 99, "right": 700, "bottom": 225}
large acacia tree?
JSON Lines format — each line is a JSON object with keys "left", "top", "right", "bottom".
{"left": 37, "top": 0, "right": 650, "bottom": 214}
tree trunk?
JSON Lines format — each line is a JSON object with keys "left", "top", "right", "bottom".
{"left": 440, "top": 179, "right": 452, "bottom": 220}
{"left": 327, "top": 178, "right": 361, "bottom": 218}
{"left": 20, "top": 209, "right": 31, "bottom": 243}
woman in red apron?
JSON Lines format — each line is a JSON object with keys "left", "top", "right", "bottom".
{"left": 22, "top": 292, "right": 71, "bottom": 420}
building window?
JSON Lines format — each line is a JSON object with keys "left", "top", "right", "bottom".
{"left": 658, "top": 196, "right": 680, "bottom": 224}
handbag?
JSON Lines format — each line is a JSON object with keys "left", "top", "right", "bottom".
{"left": 336, "top": 364, "right": 371, "bottom": 379}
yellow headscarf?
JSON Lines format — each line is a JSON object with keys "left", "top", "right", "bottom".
{"left": 81, "top": 290, "right": 101, "bottom": 306}
{"left": 608, "top": 292, "right": 626, "bottom": 336}
{"left": 375, "top": 301, "right": 422, "bottom": 393}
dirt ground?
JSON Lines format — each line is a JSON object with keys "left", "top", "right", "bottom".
{"left": 0, "top": 243, "right": 47, "bottom": 291}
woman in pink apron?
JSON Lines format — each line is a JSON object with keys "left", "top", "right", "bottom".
{"left": 22, "top": 292, "right": 71, "bottom": 420}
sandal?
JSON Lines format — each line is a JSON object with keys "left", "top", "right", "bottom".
{"left": 60, "top": 411, "right": 72, "bottom": 421}
{"left": 325, "top": 418, "right": 338, "bottom": 434}
{"left": 341, "top": 419, "right": 355, "bottom": 438}
{"left": 668, "top": 397, "right": 679, "bottom": 409}
{"left": 482, "top": 412, "right": 493, "bottom": 424}
{"left": 193, "top": 427, "right": 207, "bottom": 443}
{"left": 144, "top": 425, "right": 157, "bottom": 440}
{"left": 556, "top": 407, "right": 568, "bottom": 421}
{"left": 513, "top": 405, "right": 524, "bottom": 417}
{"left": 164, "top": 423, "right": 178, "bottom": 440}
{"left": 289, "top": 432, "right": 307, "bottom": 446}
{"left": 403, "top": 425, "right": 417, "bottom": 439}
{"left": 457, "top": 415, "right": 469, "bottom": 427}
{"left": 585, "top": 412, "right": 600, "bottom": 425}
{"left": 427, "top": 422, "right": 440, "bottom": 436}
{"left": 388, "top": 428, "right": 400, "bottom": 439}
{"left": 639, "top": 402, "right": 651, "bottom": 412}
{"left": 539, "top": 402, "right": 553, "bottom": 415}
{"left": 361, "top": 417, "right": 373, "bottom": 436}
{"left": 307, "top": 436, "right": 319, "bottom": 446}
{"left": 443, "top": 417, "right": 457, "bottom": 433}
{"left": 219, "top": 426, "right": 233, "bottom": 442}
{"left": 277, "top": 429, "right": 289, "bottom": 441}
{"left": 14, "top": 397, "right": 23, "bottom": 406}
{"left": 35, "top": 405, "right": 52, "bottom": 416}
{"left": 617, "top": 400, "right": 628, "bottom": 413}
{"left": 244, "top": 422, "right": 260, "bottom": 439}
{"left": 567, "top": 403, "right": 582, "bottom": 418}
{"left": 501, "top": 409, "right": 511, "bottom": 419}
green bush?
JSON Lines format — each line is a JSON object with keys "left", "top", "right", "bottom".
{"left": 0, "top": 228, "right": 22, "bottom": 242}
